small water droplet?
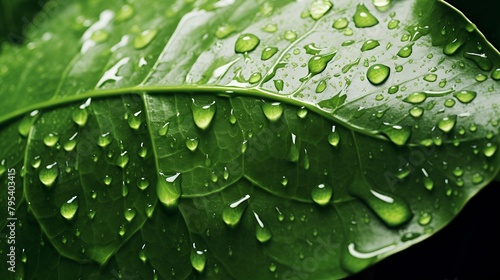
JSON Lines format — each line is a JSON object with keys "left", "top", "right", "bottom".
{"left": 137, "top": 178, "right": 150, "bottom": 190}
{"left": 223, "top": 167, "right": 229, "bottom": 180}
{"left": 215, "top": 24, "right": 236, "bottom": 39}
{"left": 388, "top": 85, "right": 399, "bottom": 94}
{"left": 262, "top": 23, "right": 278, "bottom": 33}
{"left": 472, "top": 173, "right": 483, "bottom": 184}
{"left": 124, "top": 208, "right": 136, "bottom": 222}
{"left": 18, "top": 110, "right": 40, "bottom": 137}
{"left": 222, "top": 194, "right": 250, "bottom": 227}
{"left": 284, "top": 30, "right": 297, "bottom": 41}
{"left": 134, "top": 29, "right": 158, "bottom": 50}
{"left": 453, "top": 90, "right": 477, "bottom": 104}
{"left": 409, "top": 107, "right": 423, "bottom": 118}
{"left": 306, "top": 52, "right": 336, "bottom": 78}
{"left": 191, "top": 99, "right": 216, "bottom": 130}
{"left": 261, "top": 101, "right": 284, "bottom": 121}
{"left": 248, "top": 72, "right": 262, "bottom": 84}
{"left": 138, "top": 245, "right": 147, "bottom": 263}
{"left": 184, "top": 137, "right": 199, "bottom": 152}
{"left": 157, "top": 173, "right": 181, "bottom": 208}
{"left": 328, "top": 125, "right": 340, "bottom": 147}
{"left": 483, "top": 143, "right": 497, "bottom": 157}
{"left": 158, "top": 122, "right": 170, "bottom": 136}
{"left": 353, "top": 3, "right": 379, "bottom": 28}
{"left": 116, "top": 4, "right": 134, "bottom": 22}
{"left": 397, "top": 43, "right": 413, "bottom": 58}
{"left": 190, "top": 248, "right": 207, "bottom": 273}
{"left": 423, "top": 73, "right": 437, "bottom": 82}
{"left": 254, "top": 212, "right": 272, "bottom": 243}
{"left": 309, "top": 0, "right": 333, "bottom": 20}
{"left": 235, "top": 34, "right": 260, "bottom": 53}
{"left": 333, "top": 17, "right": 348, "bottom": 29}
{"left": 366, "top": 64, "right": 390, "bottom": 85}
{"left": 311, "top": 184, "right": 333, "bottom": 206}
{"left": 491, "top": 68, "right": 500, "bottom": 80}
{"left": 418, "top": 212, "right": 432, "bottom": 226}
{"left": 97, "top": 132, "right": 112, "bottom": 147}
{"left": 475, "top": 73, "right": 487, "bottom": 82}
{"left": 297, "top": 107, "right": 308, "bottom": 118}
{"left": 72, "top": 108, "right": 89, "bottom": 127}
{"left": 63, "top": 132, "right": 78, "bottom": 152}
{"left": 403, "top": 92, "right": 427, "bottom": 104}
{"left": 128, "top": 111, "right": 142, "bottom": 130}
{"left": 443, "top": 38, "right": 464, "bottom": 55}
{"left": 361, "top": 39, "right": 380, "bottom": 52}
{"left": 387, "top": 19, "right": 399, "bottom": 29}
{"left": 60, "top": 196, "right": 79, "bottom": 220}
{"left": 438, "top": 116, "right": 456, "bottom": 133}
{"left": 39, "top": 163, "right": 58, "bottom": 187}
{"left": 316, "top": 79, "right": 327, "bottom": 93}
{"left": 261, "top": 47, "right": 278, "bottom": 61}
{"left": 444, "top": 98, "right": 456, "bottom": 107}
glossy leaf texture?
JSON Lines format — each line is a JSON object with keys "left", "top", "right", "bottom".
{"left": 0, "top": 0, "right": 500, "bottom": 279}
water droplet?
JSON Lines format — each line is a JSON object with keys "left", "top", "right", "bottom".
{"left": 333, "top": 17, "right": 348, "bottom": 29}
{"left": 39, "top": 163, "right": 58, "bottom": 187}
{"left": 311, "top": 184, "right": 333, "bottom": 206}
{"left": 222, "top": 194, "right": 250, "bottom": 227}
{"left": 387, "top": 19, "right": 399, "bottom": 29}
{"left": 397, "top": 43, "right": 413, "bottom": 58}
{"left": 328, "top": 125, "right": 340, "bottom": 147}
{"left": 483, "top": 143, "right": 497, "bottom": 157}
{"left": 262, "top": 23, "right": 277, "bottom": 33}
{"left": 304, "top": 43, "right": 322, "bottom": 55}
{"left": 353, "top": 3, "right": 379, "bottom": 28}
{"left": 438, "top": 116, "right": 456, "bottom": 133}
{"left": 116, "top": 151, "right": 129, "bottom": 168}
{"left": 72, "top": 108, "right": 89, "bottom": 127}
{"left": 124, "top": 208, "right": 136, "bottom": 222}
{"left": 366, "top": 64, "right": 390, "bottom": 85}
{"left": 395, "top": 65, "right": 403, "bottom": 72}
{"left": 309, "top": 0, "right": 333, "bottom": 20}
{"left": 388, "top": 85, "right": 399, "bottom": 94}
{"left": 235, "top": 34, "right": 260, "bottom": 53}
{"left": 97, "top": 132, "right": 112, "bottom": 147}
{"left": 287, "top": 133, "right": 300, "bottom": 163}
{"left": 261, "top": 101, "right": 284, "bottom": 121}
{"left": 444, "top": 98, "right": 456, "bottom": 107}
{"left": 134, "top": 29, "right": 158, "bottom": 50}
{"left": 297, "top": 107, "right": 308, "bottom": 118}
{"left": 453, "top": 90, "right": 477, "bottom": 104}
{"left": 475, "top": 73, "right": 487, "bottom": 82}
{"left": 492, "top": 68, "right": 500, "bottom": 80}
{"left": 306, "top": 51, "right": 336, "bottom": 77}
{"left": 464, "top": 52, "right": 492, "bottom": 71}
{"left": 254, "top": 212, "right": 272, "bottom": 243}
{"left": 128, "top": 111, "right": 142, "bottom": 130}
{"left": 472, "top": 173, "right": 483, "bottom": 184}
{"left": 31, "top": 156, "right": 41, "bottom": 169}
{"left": 18, "top": 110, "right": 40, "bottom": 137}
{"left": 157, "top": 173, "right": 181, "bottom": 208}
{"left": 423, "top": 177, "right": 434, "bottom": 191}
{"left": 138, "top": 143, "right": 147, "bottom": 158}
{"left": 409, "top": 107, "right": 423, "bottom": 118}
{"left": 60, "top": 196, "right": 79, "bottom": 220}
{"left": 63, "top": 132, "right": 78, "bottom": 152}
{"left": 116, "top": 4, "right": 134, "bottom": 22}
{"left": 90, "top": 29, "right": 109, "bottom": 43}
{"left": 215, "top": 24, "right": 236, "bottom": 39}
{"left": 159, "top": 122, "right": 170, "bottom": 136}
{"left": 104, "top": 175, "right": 112, "bottom": 185}
{"left": 316, "top": 80, "right": 327, "bottom": 93}
{"left": 380, "top": 124, "right": 411, "bottom": 146}
{"left": 137, "top": 178, "right": 149, "bottom": 190}
{"left": 223, "top": 167, "right": 229, "bottom": 180}
{"left": 184, "top": 137, "right": 199, "bottom": 152}
{"left": 43, "top": 133, "right": 59, "bottom": 147}
{"left": 361, "top": 39, "right": 380, "bottom": 52}
{"left": 418, "top": 212, "right": 432, "bottom": 226}
{"left": 403, "top": 92, "right": 427, "bottom": 104}
{"left": 423, "top": 74, "right": 437, "bottom": 82}
{"left": 190, "top": 248, "right": 207, "bottom": 273}
{"left": 138, "top": 245, "right": 147, "bottom": 263}
{"left": 191, "top": 99, "right": 216, "bottom": 130}
{"left": 284, "top": 30, "right": 297, "bottom": 41}
{"left": 443, "top": 38, "right": 464, "bottom": 55}
{"left": 249, "top": 72, "right": 262, "bottom": 84}
{"left": 261, "top": 47, "right": 278, "bottom": 61}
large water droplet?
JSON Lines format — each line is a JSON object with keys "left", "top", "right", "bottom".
{"left": 284, "top": 30, "right": 297, "bottom": 41}
{"left": 306, "top": 52, "right": 336, "bottom": 77}
{"left": 72, "top": 108, "right": 89, "bottom": 127}
{"left": 60, "top": 196, "right": 79, "bottom": 220}
{"left": 116, "top": 4, "right": 134, "bottom": 22}
{"left": 297, "top": 107, "right": 308, "bottom": 118}
{"left": 18, "top": 110, "right": 40, "bottom": 137}
{"left": 311, "top": 184, "right": 333, "bottom": 206}
{"left": 159, "top": 122, "right": 170, "bottom": 136}
{"left": 397, "top": 43, "right": 413, "bottom": 58}
{"left": 157, "top": 173, "right": 181, "bottom": 208}
{"left": 134, "top": 29, "right": 158, "bottom": 50}
{"left": 261, "top": 101, "right": 284, "bottom": 122}
{"left": 261, "top": 47, "right": 278, "bottom": 60}
{"left": 366, "top": 64, "right": 390, "bottom": 85}
{"left": 483, "top": 143, "right": 497, "bottom": 157}
{"left": 97, "top": 132, "right": 112, "bottom": 147}
{"left": 222, "top": 194, "right": 250, "bottom": 227}
{"left": 353, "top": 3, "right": 379, "bottom": 28}
{"left": 273, "top": 79, "right": 284, "bottom": 91}
{"left": 409, "top": 107, "right": 423, "bottom": 118}
{"left": 191, "top": 99, "right": 216, "bottom": 130}
{"left": 309, "top": 0, "right": 333, "bottom": 20}
{"left": 443, "top": 38, "right": 464, "bottom": 55}
{"left": 43, "top": 133, "right": 59, "bottom": 147}
{"left": 287, "top": 133, "right": 299, "bottom": 163}
{"left": 438, "top": 116, "right": 456, "bottom": 133}
{"left": 453, "top": 90, "right": 477, "bottom": 104}
{"left": 39, "top": 163, "right": 59, "bottom": 187}
{"left": 128, "top": 111, "right": 142, "bottom": 130}
{"left": 235, "top": 34, "right": 260, "bottom": 53}
{"left": 492, "top": 68, "right": 500, "bottom": 80}
{"left": 333, "top": 18, "right": 349, "bottom": 29}
{"left": 116, "top": 151, "right": 129, "bottom": 168}
{"left": 254, "top": 212, "right": 272, "bottom": 243}
{"left": 380, "top": 124, "right": 411, "bottom": 146}
{"left": 190, "top": 248, "right": 207, "bottom": 273}
{"left": 418, "top": 212, "right": 432, "bottom": 226}
{"left": 464, "top": 52, "right": 492, "bottom": 71}
{"left": 185, "top": 138, "right": 199, "bottom": 152}
{"left": 304, "top": 43, "right": 322, "bottom": 55}
{"left": 63, "top": 132, "right": 78, "bottom": 152}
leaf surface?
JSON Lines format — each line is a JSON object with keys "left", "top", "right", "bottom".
{"left": 1, "top": 0, "right": 500, "bottom": 279}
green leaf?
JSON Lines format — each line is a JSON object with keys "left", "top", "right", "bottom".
{"left": 0, "top": 0, "right": 499, "bottom": 279}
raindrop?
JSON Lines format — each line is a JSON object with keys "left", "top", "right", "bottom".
{"left": 297, "top": 107, "right": 308, "bottom": 118}
{"left": 403, "top": 92, "right": 427, "bottom": 104}
{"left": 116, "top": 151, "right": 129, "bottom": 168}
{"left": 261, "top": 47, "right": 278, "bottom": 60}
{"left": 316, "top": 79, "right": 327, "bottom": 93}
{"left": 72, "top": 108, "right": 89, "bottom": 127}
{"left": 361, "top": 39, "right": 380, "bottom": 52}
{"left": 423, "top": 74, "right": 437, "bottom": 82}
{"left": 138, "top": 143, "right": 148, "bottom": 158}
{"left": 104, "top": 175, "right": 112, "bottom": 185}
{"left": 472, "top": 173, "right": 483, "bottom": 184}
{"left": 137, "top": 178, "right": 150, "bottom": 190}
{"left": 444, "top": 98, "right": 456, "bottom": 107}
{"left": 185, "top": 138, "right": 199, "bottom": 152}
{"left": 262, "top": 23, "right": 278, "bottom": 33}
{"left": 215, "top": 24, "right": 236, "bottom": 39}
{"left": 90, "top": 29, "right": 109, "bottom": 43}
{"left": 475, "top": 73, "right": 487, "bottom": 82}
{"left": 483, "top": 143, "right": 497, "bottom": 157}
{"left": 223, "top": 167, "right": 229, "bottom": 180}
{"left": 453, "top": 90, "right": 477, "bottom": 104}
{"left": 128, "top": 111, "right": 142, "bottom": 130}
{"left": 492, "top": 68, "right": 500, "bottom": 80}
{"left": 60, "top": 196, "right": 79, "bottom": 220}
{"left": 235, "top": 34, "right": 260, "bottom": 53}
{"left": 157, "top": 172, "right": 181, "bottom": 208}
{"left": 409, "top": 107, "right": 423, "bottom": 118}
{"left": 191, "top": 99, "right": 216, "bottom": 130}
{"left": 124, "top": 208, "right": 136, "bottom": 222}
{"left": 254, "top": 212, "right": 272, "bottom": 243}
{"left": 97, "top": 132, "right": 112, "bottom": 147}
{"left": 31, "top": 156, "right": 41, "bottom": 169}
{"left": 39, "top": 163, "right": 58, "bottom": 187}
{"left": 261, "top": 101, "right": 284, "bottom": 121}
{"left": 222, "top": 194, "right": 250, "bottom": 227}
{"left": 63, "top": 132, "right": 78, "bottom": 152}
{"left": 304, "top": 51, "right": 337, "bottom": 79}
{"left": 443, "top": 38, "right": 464, "bottom": 55}
{"left": 309, "top": 0, "right": 333, "bottom": 20}
{"left": 397, "top": 44, "right": 413, "bottom": 58}
{"left": 18, "top": 110, "right": 40, "bottom": 137}
{"left": 388, "top": 85, "right": 399, "bottom": 94}
{"left": 116, "top": 4, "right": 134, "bottom": 22}
{"left": 353, "top": 3, "right": 379, "bottom": 28}
{"left": 304, "top": 43, "right": 322, "bottom": 55}
{"left": 138, "top": 245, "right": 147, "bottom": 263}
{"left": 438, "top": 116, "right": 456, "bottom": 133}
{"left": 190, "top": 248, "right": 207, "bottom": 273}
{"left": 134, "top": 29, "right": 158, "bottom": 50}
{"left": 43, "top": 133, "right": 59, "bottom": 147}
{"left": 288, "top": 133, "right": 299, "bottom": 163}
{"left": 380, "top": 124, "right": 411, "bottom": 146}
{"left": 159, "top": 122, "right": 170, "bottom": 136}
{"left": 311, "top": 184, "right": 333, "bottom": 206}
{"left": 418, "top": 212, "right": 432, "bottom": 226}
{"left": 328, "top": 125, "right": 340, "bottom": 147}
{"left": 284, "top": 30, "right": 297, "bottom": 41}
{"left": 333, "top": 17, "right": 348, "bottom": 29}
{"left": 366, "top": 64, "right": 390, "bottom": 85}
{"left": 387, "top": 19, "right": 399, "bottom": 29}
{"left": 249, "top": 72, "right": 262, "bottom": 84}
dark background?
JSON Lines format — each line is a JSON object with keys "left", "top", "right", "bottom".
{"left": 350, "top": 0, "right": 500, "bottom": 279}
{"left": 1, "top": 0, "right": 499, "bottom": 279}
